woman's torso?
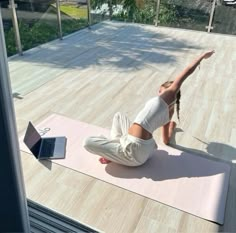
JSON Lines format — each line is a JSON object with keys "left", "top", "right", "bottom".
{"left": 128, "top": 96, "right": 170, "bottom": 140}
{"left": 128, "top": 123, "right": 152, "bottom": 140}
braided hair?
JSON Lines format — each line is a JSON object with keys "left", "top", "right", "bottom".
{"left": 160, "top": 81, "right": 181, "bottom": 121}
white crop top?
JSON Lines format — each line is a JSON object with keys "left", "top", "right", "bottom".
{"left": 133, "top": 96, "right": 170, "bottom": 134}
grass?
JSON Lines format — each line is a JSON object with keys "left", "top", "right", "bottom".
{"left": 60, "top": 5, "right": 88, "bottom": 19}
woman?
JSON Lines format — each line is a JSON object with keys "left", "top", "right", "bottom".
{"left": 83, "top": 50, "right": 215, "bottom": 166}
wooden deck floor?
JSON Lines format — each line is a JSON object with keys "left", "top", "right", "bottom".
{"left": 9, "top": 21, "right": 236, "bottom": 232}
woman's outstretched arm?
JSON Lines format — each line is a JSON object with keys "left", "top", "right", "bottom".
{"left": 171, "top": 50, "right": 215, "bottom": 93}
{"left": 160, "top": 50, "right": 215, "bottom": 105}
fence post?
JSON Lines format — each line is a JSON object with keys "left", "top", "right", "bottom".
{"left": 155, "top": 0, "right": 161, "bottom": 26}
{"left": 56, "top": 0, "right": 63, "bottom": 39}
{"left": 206, "top": 0, "right": 217, "bottom": 32}
{"left": 8, "top": 0, "right": 22, "bottom": 55}
{"left": 108, "top": 0, "right": 113, "bottom": 20}
{"left": 87, "top": 0, "right": 92, "bottom": 28}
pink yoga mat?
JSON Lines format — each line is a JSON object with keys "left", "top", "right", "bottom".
{"left": 19, "top": 114, "right": 230, "bottom": 224}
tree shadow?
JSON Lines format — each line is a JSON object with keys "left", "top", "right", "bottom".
{"left": 9, "top": 20, "right": 203, "bottom": 96}
{"left": 9, "top": 21, "right": 201, "bottom": 71}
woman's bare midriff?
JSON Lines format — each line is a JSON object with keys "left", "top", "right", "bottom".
{"left": 128, "top": 123, "right": 153, "bottom": 140}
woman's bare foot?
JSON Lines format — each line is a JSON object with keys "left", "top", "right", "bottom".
{"left": 99, "top": 157, "right": 111, "bottom": 164}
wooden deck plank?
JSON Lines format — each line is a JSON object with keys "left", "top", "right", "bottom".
{"left": 10, "top": 21, "right": 236, "bottom": 232}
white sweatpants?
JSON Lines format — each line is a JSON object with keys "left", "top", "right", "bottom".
{"left": 83, "top": 112, "right": 157, "bottom": 166}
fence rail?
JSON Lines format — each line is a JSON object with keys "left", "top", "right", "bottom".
{"left": 2, "top": 0, "right": 236, "bottom": 56}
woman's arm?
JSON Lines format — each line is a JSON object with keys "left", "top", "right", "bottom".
{"left": 170, "top": 50, "right": 215, "bottom": 93}
{"left": 160, "top": 50, "right": 215, "bottom": 105}
{"left": 162, "top": 121, "right": 177, "bottom": 145}
{"left": 162, "top": 107, "right": 176, "bottom": 144}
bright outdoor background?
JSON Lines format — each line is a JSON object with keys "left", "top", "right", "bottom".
{"left": 2, "top": 0, "right": 236, "bottom": 56}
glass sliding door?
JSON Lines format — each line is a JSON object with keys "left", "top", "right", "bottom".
{"left": 0, "top": 4, "right": 30, "bottom": 232}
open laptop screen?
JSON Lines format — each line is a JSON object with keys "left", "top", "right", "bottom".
{"left": 23, "top": 122, "right": 41, "bottom": 157}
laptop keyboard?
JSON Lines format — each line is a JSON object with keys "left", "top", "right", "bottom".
{"left": 40, "top": 139, "right": 55, "bottom": 157}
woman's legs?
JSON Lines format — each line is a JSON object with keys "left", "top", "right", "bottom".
{"left": 110, "top": 112, "right": 131, "bottom": 140}
{"left": 102, "top": 112, "right": 131, "bottom": 164}
{"left": 83, "top": 136, "right": 140, "bottom": 166}
{"left": 83, "top": 112, "right": 134, "bottom": 165}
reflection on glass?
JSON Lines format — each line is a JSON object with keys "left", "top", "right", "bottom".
{"left": 90, "top": 0, "right": 113, "bottom": 24}
{"left": 90, "top": 0, "right": 156, "bottom": 25}
{"left": 2, "top": 1, "right": 18, "bottom": 56}
{"left": 2, "top": 0, "right": 235, "bottom": 57}
{"left": 212, "top": 0, "right": 236, "bottom": 35}
{"left": 60, "top": 0, "right": 88, "bottom": 36}
{"left": 158, "top": 0, "right": 210, "bottom": 32}
{"left": 2, "top": 0, "right": 89, "bottom": 56}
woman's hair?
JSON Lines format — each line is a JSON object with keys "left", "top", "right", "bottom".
{"left": 160, "top": 81, "right": 181, "bottom": 121}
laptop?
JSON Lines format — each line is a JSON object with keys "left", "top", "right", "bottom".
{"left": 23, "top": 121, "right": 67, "bottom": 160}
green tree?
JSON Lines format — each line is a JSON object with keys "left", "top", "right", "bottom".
{"left": 123, "top": 0, "right": 138, "bottom": 21}
{"left": 91, "top": 0, "right": 120, "bottom": 19}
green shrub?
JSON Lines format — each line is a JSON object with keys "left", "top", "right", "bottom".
{"left": 4, "top": 19, "right": 88, "bottom": 56}
{"left": 113, "top": 2, "right": 178, "bottom": 25}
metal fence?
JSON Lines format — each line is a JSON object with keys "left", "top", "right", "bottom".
{"left": 2, "top": 0, "right": 236, "bottom": 56}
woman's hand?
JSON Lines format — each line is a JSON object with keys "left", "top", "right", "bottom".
{"left": 169, "top": 121, "right": 177, "bottom": 132}
{"left": 202, "top": 50, "right": 215, "bottom": 59}
{"left": 162, "top": 121, "right": 176, "bottom": 145}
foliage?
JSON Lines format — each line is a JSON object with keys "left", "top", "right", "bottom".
{"left": 62, "top": 18, "right": 88, "bottom": 35}
{"left": 4, "top": 1, "right": 210, "bottom": 56}
{"left": 122, "top": 0, "right": 138, "bottom": 20}
{"left": 4, "top": 19, "right": 87, "bottom": 56}
{"left": 158, "top": 3, "right": 209, "bottom": 29}
{"left": 113, "top": 0, "right": 178, "bottom": 24}
{"left": 91, "top": 0, "right": 208, "bottom": 29}
{"left": 91, "top": 0, "right": 178, "bottom": 24}
{"left": 91, "top": 0, "right": 121, "bottom": 10}
{"left": 4, "top": 27, "right": 17, "bottom": 56}
{"left": 159, "top": 3, "right": 178, "bottom": 24}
